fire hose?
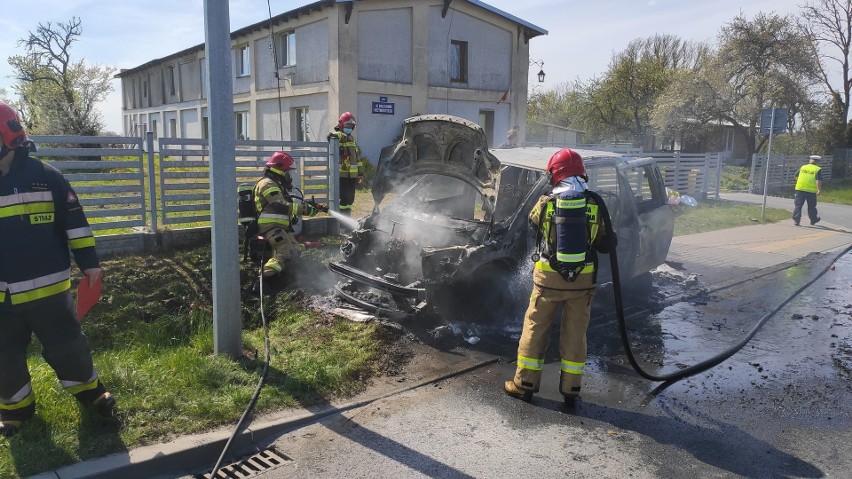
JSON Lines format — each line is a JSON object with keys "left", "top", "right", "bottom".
{"left": 604, "top": 209, "right": 852, "bottom": 383}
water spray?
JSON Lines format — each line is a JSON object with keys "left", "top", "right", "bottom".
{"left": 328, "top": 210, "right": 360, "bottom": 230}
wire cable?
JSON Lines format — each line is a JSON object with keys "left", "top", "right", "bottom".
{"left": 210, "top": 247, "right": 271, "bottom": 477}
{"left": 267, "top": 0, "right": 286, "bottom": 147}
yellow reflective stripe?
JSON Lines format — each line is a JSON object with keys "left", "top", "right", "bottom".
{"left": 63, "top": 376, "right": 99, "bottom": 395}
{"left": 517, "top": 355, "right": 544, "bottom": 371}
{"left": 338, "top": 204, "right": 352, "bottom": 210}
{"left": 535, "top": 261, "right": 594, "bottom": 273}
{"left": 264, "top": 258, "right": 283, "bottom": 272}
{"left": 69, "top": 237, "right": 96, "bottom": 249}
{"left": 340, "top": 141, "right": 356, "bottom": 147}
{"left": 262, "top": 186, "right": 282, "bottom": 197}
{"left": 561, "top": 360, "right": 585, "bottom": 375}
{"left": 0, "top": 291, "right": 5, "bottom": 303}
{"left": 10, "top": 278, "right": 71, "bottom": 305}
{"left": 0, "top": 201, "right": 54, "bottom": 219}
{"left": 258, "top": 217, "right": 291, "bottom": 226}
{"left": 557, "top": 252, "right": 586, "bottom": 262}
{"left": 556, "top": 198, "right": 586, "bottom": 209}
{"left": 0, "top": 391, "right": 35, "bottom": 411}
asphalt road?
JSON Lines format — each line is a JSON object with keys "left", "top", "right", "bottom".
{"left": 222, "top": 246, "right": 852, "bottom": 478}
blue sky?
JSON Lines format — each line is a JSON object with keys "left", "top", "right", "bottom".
{"left": 0, "top": 0, "right": 813, "bottom": 133}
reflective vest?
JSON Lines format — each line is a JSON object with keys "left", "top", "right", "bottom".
{"left": 0, "top": 149, "right": 99, "bottom": 306}
{"left": 531, "top": 193, "right": 601, "bottom": 277}
{"left": 329, "top": 130, "right": 362, "bottom": 179}
{"left": 795, "top": 163, "right": 821, "bottom": 193}
{"left": 254, "top": 176, "right": 299, "bottom": 231}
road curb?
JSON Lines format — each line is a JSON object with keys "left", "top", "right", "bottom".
{"left": 30, "top": 352, "right": 499, "bottom": 479}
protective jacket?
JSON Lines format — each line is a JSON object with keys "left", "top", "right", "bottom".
{"left": 328, "top": 130, "right": 362, "bottom": 179}
{"left": 794, "top": 163, "right": 822, "bottom": 193}
{"left": 0, "top": 148, "right": 98, "bottom": 306}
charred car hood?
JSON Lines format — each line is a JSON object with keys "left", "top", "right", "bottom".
{"left": 371, "top": 114, "right": 501, "bottom": 211}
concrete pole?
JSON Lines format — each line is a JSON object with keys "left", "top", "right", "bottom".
{"left": 761, "top": 107, "right": 775, "bottom": 221}
{"left": 204, "top": 0, "right": 242, "bottom": 357}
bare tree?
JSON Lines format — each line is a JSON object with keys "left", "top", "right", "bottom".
{"left": 7, "top": 17, "right": 115, "bottom": 135}
{"left": 800, "top": 0, "right": 852, "bottom": 143}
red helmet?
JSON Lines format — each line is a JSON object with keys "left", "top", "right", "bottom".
{"left": 338, "top": 112, "right": 356, "bottom": 130}
{"left": 266, "top": 151, "right": 295, "bottom": 171}
{"left": 546, "top": 148, "right": 585, "bottom": 186}
{"left": 0, "top": 102, "right": 28, "bottom": 152}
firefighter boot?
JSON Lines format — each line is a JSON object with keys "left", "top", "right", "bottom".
{"left": 0, "top": 420, "right": 23, "bottom": 438}
{"left": 93, "top": 391, "right": 116, "bottom": 417}
{"left": 503, "top": 380, "right": 533, "bottom": 402}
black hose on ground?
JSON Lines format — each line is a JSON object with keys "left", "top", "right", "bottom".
{"left": 610, "top": 238, "right": 852, "bottom": 383}
{"left": 210, "top": 248, "right": 271, "bottom": 477}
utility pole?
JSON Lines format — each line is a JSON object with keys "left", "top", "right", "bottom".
{"left": 761, "top": 107, "right": 775, "bottom": 221}
{"left": 204, "top": 0, "right": 242, "bottom": 357}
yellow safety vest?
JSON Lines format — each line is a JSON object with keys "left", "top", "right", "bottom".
{"left": 795, "top": 164, "right": 820, "bottom": 193}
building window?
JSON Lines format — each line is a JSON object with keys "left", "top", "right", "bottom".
{"left": 169, "top": 118, "right": 177, "bottom": 138}
{"left": 237, "top": 45, "right": 251, "bottom": 77}
{"left": 202, "top": 117, "right": 209, "bottom": 140}
{"left": 450, "top": 40, "right": 468, "bottom": 83}
{"left": 292, "top": 107, "right": 309, "bottom": 141}
{"left": 235, "top": 111, "right": 250, "bottom": 140}
{"left": 478, "top": 110, "right": 494, "bottom": 145}
{"left": 143, "top": 79, "right": 148, "bottom": 98}
{"left": 279, "top": 31, "right": 296, "bottom": 67}
{"left": 166, "top": 65, "right": 176, "bottom": 96}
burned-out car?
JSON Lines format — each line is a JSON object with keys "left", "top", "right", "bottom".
{"left": 329, "top": 114, "right": 674, "bottom": 320}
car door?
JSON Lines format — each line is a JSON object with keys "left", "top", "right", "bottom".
{"left": 619, "top": 158, "right": 674, "bottom": 277}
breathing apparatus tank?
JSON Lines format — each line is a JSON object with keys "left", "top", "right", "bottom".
{"left": 550, "top": 190, "right": 588, "bottom": 280}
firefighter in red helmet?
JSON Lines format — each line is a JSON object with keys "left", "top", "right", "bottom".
{"left": 0, "top": 102, "right": 114, "bottom": 437}
{"left": 503, "top": 147, "right": 616, "bottom": 409}
{"left": 327, "top": 112, "right": 363, "bottom": 216}
{"left": 253, "top": 151, "right": 326, "bottom": 279}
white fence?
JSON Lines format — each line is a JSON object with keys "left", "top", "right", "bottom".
{"left": 29, "top": 133, "right": 337, "bottom": 234}
{"left": 643, "top": 152, "right": 723, "bottom": 199}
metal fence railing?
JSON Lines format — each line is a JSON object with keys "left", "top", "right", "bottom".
{"left": 27, "top": 133, "right": 336, "bottom": 234}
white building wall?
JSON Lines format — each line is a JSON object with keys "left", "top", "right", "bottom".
{"left": 358, "top": 8, "right": 412, "bottom": 84}
{"left": 427, "top": 99, "right": 511, "bottom": 148}
{"left": 356, "top": 93, "right": 412, "bottom": 163}
{"left": 426, "top": 6, "right": 512, "bottom": 91}
{"left": 257, "top": 94, "right": 329, "bottom": 143}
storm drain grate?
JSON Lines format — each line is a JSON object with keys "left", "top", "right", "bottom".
{"left": 194, "top": 447, "right": 292, "bottom": 479}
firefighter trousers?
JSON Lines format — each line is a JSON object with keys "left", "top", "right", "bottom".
{"left": 257, "top": 222, "right": 304, "bottom": 276}
{"left": 513, "top": 269, "right": 596, "bottom": 396}
{"left": 339, "top": 176, "right": 358, "bottom": 215}
{"left": 0, "top": 290, "right": 107, "bottom": 421}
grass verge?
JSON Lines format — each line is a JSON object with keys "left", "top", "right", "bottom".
{"left": 672, "top": 199, "right": 791, "bottom": 236}
{"left": 0, "top": 245, "right": 403, "bottom": 479}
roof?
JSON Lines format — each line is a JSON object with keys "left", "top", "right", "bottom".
{"left": 116, "top": 0, "right": 546, "bottom": 79}
{"left": 489, "top": 146, "right": 622, "bottom": 171}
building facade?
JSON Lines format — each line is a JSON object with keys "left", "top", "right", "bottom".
{"left": 116, "top": 0, "right": 546, "bottom": 163}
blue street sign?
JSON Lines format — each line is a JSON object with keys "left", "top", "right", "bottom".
{"left": 760, "top": 108, "right": 788, "bottom": 135}
{"left": 372, "top": 101, "right": 394, "bottom": 115}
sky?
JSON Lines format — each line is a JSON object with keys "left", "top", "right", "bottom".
{"left": 0, "top": 0, "right": 818, "bottom": 134}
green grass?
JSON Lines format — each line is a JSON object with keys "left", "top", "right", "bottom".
{"left": 672, "top": 199, "right": 791, "bottom": 236}
{"left": 0, "top": 246, "right": 385, "bottom": 479}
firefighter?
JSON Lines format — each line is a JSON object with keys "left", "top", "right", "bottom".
{"left": 503, "top": 148, "right": 614, "bottom": 409}
{"left": 327, "top": 112, "right": 363, "bottom": 216}
{"left": 0, "top": 102, "right": 114, "bottom": 437}
{"left": 254, "top": 151, "right": 326, "bottom": 279}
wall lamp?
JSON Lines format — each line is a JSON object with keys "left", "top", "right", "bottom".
{"left": 530, "top": 59, "right": 545, "bottom": 83}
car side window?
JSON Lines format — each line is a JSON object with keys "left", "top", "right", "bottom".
{"left": 586, "top": 165, "right": 621, "bottom": 224}
{"left": 625, "top": 165, "right": 664, "bottom": 214}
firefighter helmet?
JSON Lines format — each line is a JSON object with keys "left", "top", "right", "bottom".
{"left": 338, "top": 112, "right": 356, "bottom": 130}
{"left": 0, "top": 102, "right": 28, "bottom": 152}
{"left": 266, "top": 151, "right": 295, "bottom": 171}
{"left": 546, "top": 148, "right": 586, "bottom": 186}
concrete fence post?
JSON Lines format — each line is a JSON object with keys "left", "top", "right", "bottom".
{"left": 146, "top": 131, "right": 158, "bottom": 232}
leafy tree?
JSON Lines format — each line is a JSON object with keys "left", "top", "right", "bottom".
{"left": 587, "top": 34, "right": 706, "bottom": 148}
{"left": 527, "top": 79, "right": 602, "bottom": 143}
{"left": 653, "top": 12, "right": 820, "bottom": 164}
{"left": 7, "top": 17, "right": 115, "bottom": 136}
